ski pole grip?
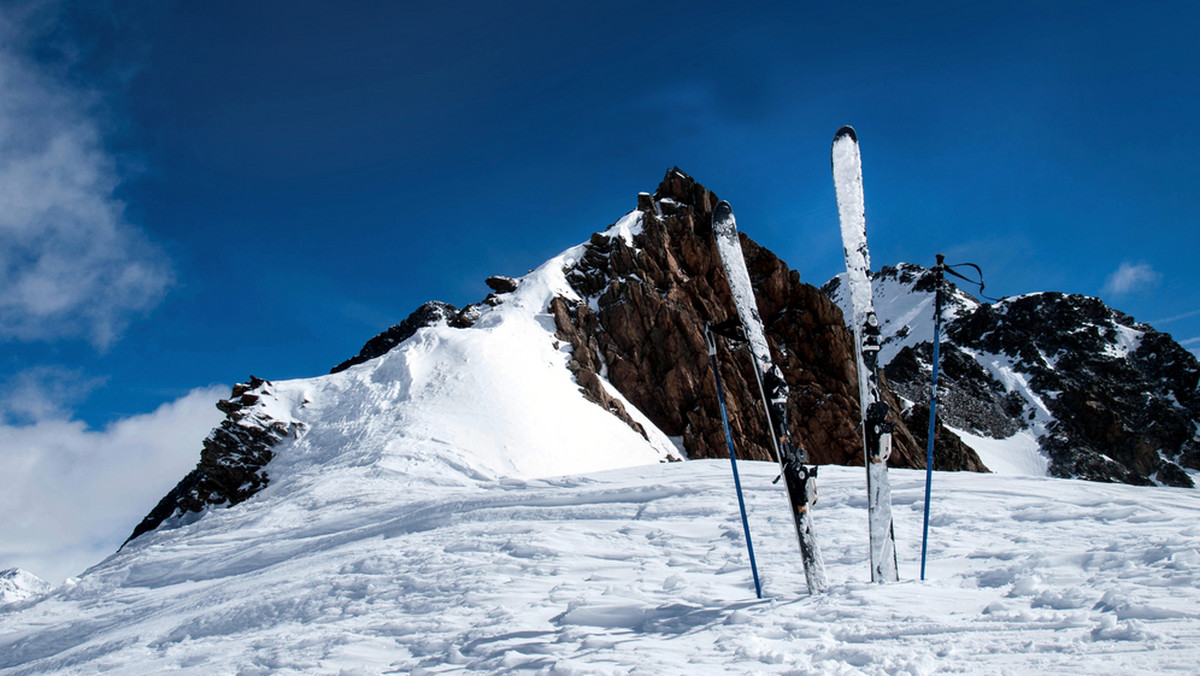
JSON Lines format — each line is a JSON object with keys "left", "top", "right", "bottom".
{"left": 704, "top": 322, "right": 717, "bottom": 356}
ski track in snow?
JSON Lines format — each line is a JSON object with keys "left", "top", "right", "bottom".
{"left": 3, "top": 462, "right": 1199, "bottom": 675}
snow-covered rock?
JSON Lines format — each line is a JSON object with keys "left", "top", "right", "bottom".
{"left": 0, "top": 568, "right": 51, "bottom": 606}
{"left": 125, "top": 236, "right": 684, "bottom": 546}
{"left": 132, "top": 171, "right": 989, "bottom": 550}
{"left": 824, "top": 263, "right": 1200, "bottom": 487}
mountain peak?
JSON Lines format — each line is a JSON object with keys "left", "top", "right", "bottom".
{"left": 125, "top": 171, "right": 986, "bottom": 546}
{"left": 0, "top": 568, "right": 52, "bottom": 605}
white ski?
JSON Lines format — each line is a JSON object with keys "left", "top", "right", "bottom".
{"left": 831, "top": 126, "right": 899, "bottom": 583}
{"left": 712, "top": 200, "right": 828, "bottom": 594}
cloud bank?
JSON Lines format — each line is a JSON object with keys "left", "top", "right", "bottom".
{"left": 0, "top": 11, "right": 171, "bottom": 349}
{"left": 0, "top": 385, "right": 226, "bottom": 584}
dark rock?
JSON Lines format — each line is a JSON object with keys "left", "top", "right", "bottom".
{"left": 1041, "top": 434, "right": 1153, "bottom": 486}
{"left": 887, "top": 344, "right": 1025, "bottom": 439}
{"left": 901, "top": 401, "right": 990, "bottom": 472}
{"left": 331, "top": 301, "right": 459, "bottom": 374}
{"left": 449, "top": 304, "right": 482, "bottom": 328}
{"left": 954, "top": 293, "right": 1200, "bottom": 485}
{"left": 124, "top": 377, "right": 305, "bottom": 545}
{"left": 1156, "top": 462, "right": 1194, "bottom": 488}
{"left": 839, "top": 263, "right": 1200, "bottom": 488}
{"left": 485, "top": 276, "right": 519, "bottom": 294}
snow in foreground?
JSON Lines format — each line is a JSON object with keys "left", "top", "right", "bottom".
{"left": 3, "top": 462, "right": 1198, "bottom": 675}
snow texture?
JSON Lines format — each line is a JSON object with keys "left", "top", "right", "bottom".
{"left": 3, "top": 463, "right": 1199, "bottom": 674}
{"left": 4, "top": 201, "right": 1197, "bottom": 673}
{"left": 826, "top": 265, "right": 982, "bottom": 367}
{"left": 951, "top": 427, "right": 1048, "bottom": 476}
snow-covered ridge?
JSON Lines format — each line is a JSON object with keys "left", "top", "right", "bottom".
{"left": 282, "top": 230, "right": 678, "bottom": 481}
{"left": 120, "top": 210, "right": 682, "bottom": 548}
{"left": 824, "top": 262, "right": 980, "bottom": 365}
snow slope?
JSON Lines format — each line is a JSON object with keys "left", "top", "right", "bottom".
{"left": 141, "top": 221, "right": 680, "bottom": 538}
{"left": 2, "top": 462, "right": 1198, "bottom": 674}
{"left": 5, "top": 223, "right": 1198, "bottom": 674}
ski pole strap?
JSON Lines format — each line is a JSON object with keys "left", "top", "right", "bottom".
{"left": 940, "top": 260, "right": 1004, "bottom": 303}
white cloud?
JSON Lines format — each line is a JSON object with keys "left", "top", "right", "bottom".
{"left": 0, "top": 9, "right": 171, "bottom": 349}
{"left": 1102, "top": 261, "right": 1160, "bottom": 296}
{"left": 0, "top": 385, "right": 226, "bottom": 584}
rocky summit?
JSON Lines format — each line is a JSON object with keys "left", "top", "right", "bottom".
{"left": 127, "top": 170, "right": 988, "bottom": 544}
{"left": 548, "top": 169, "right": 980, "bottom": 471}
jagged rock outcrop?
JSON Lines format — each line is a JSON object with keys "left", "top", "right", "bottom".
{"left": 952, "top": 292, "right": 1198, "bottom": 487}
{"left": 886, "top": 342, "right": 1027, "bottom": 439}
{"left": 124, "top": 377, "right": 305, "bottom": 544}
{"left": 828, "top": 263, "right": 1200, "bottom": 487}
{"left": 551, "top": 169, "right": 981, "bottom": 471}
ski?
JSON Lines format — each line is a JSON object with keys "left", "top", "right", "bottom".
{"left": 711, "top": 200, "right": 828, "bottom": 594}
{"left": 831, "top": 125, "right": 900, "bottom": 583}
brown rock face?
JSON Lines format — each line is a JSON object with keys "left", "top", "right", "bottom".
{"left": 553, "top": 168, "right": 983, "bottom": 471}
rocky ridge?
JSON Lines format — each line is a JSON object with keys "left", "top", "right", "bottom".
{"left": 124, "top": 377, "right": 305, "bottom": 544}
{"left": 826, "top": 263, "right": 1200, "bottom": 487}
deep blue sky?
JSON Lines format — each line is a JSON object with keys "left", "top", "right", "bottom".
{"left": 7, "top": 0, "right": 1200, "bottom": 427}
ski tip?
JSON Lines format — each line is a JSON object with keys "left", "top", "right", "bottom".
{"left": 834, "top": 125, "right": 858, "bottom": 144}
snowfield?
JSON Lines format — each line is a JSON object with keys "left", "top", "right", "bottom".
{"left": 3, "top": 461, "right": 1199, "bottom": 674}
{"left": 4, "top": 226, "right": 1198, "bottom": 674}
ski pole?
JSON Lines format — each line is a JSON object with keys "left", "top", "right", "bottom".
{"left": 920, "top": 254, "right": 945, "bottom": 581}
{"left": 705, "top": 322, "right": 763, "bottom": 599}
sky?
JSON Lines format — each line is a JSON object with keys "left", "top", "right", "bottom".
{"left": 1, "top": 0, "right": 1198, "bottom": 583}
